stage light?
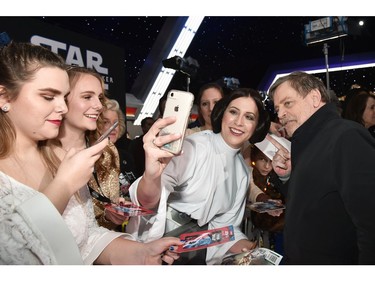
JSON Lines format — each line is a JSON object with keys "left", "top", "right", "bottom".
{"left": 134, "top": 16, "right": 204, "bottom": 125}
{"left": 223, "top": 77, "right": 240, "bottom": 90}
{"left": 266, "top": 61, "right": 375, "bottom": 94}
{"left": 162, "top": 55, "right": 199, "bottom": 77}
{"left": 303, "top": 17, "right": 348, "bottom": 46}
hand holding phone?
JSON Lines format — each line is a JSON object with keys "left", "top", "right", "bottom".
{"left": 94, "top": 121, "right": 118, "bottom": 145}
{"left": 160, "top": 90, "right": 194, "bottom": 154}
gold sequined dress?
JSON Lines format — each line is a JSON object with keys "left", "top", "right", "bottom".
{"left": 88, "top": 142, "right": 121, "bottom": 230}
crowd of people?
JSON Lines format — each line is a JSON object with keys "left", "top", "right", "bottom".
{"left": 0, "top": 41, "right": 181, "bottom": 265}
{"left": 0, "top": 40, "right": 374, "bottom": 266}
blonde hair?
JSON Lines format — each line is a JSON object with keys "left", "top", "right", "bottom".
{"left": 66, "top": 66, "right": 117, "bottom": 181}
{"left": 104, "top": 99, "right": 126, "bottom": 139}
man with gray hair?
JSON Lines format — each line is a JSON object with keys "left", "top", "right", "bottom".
{"left": 267, "top": 71, "right": 375, "bottom": 264}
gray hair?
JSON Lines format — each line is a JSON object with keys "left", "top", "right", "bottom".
{"left": 268, "top": 71, "right": 331, "bottom": 103}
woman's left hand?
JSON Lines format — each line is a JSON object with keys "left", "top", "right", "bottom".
{"left": 104, "top": 204, "right": 129, "bottom": 225}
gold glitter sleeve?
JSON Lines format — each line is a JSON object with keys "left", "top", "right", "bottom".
{"left": 89, "top": 142, "right": 121, "bottom": 230}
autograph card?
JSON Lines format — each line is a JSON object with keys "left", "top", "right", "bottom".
{"left": 104, "top": 202, "right": 155, "bottom": 217}
{"left": 174, "top": 225, "right": 235, "bottom": 253}
{"left": 221, "top": 247, "right": 283, "bottom": 265}
{"left": 255, "top": 134, "right": 291, "bottom": 160}
{"left": 248, "top": 200, "right": 285, "bottom": 213}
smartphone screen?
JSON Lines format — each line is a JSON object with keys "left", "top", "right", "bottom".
{"left": 94, "top": 120, "right": 119, "bottom": 145}
{"left": 160, "top": 90, "right": 194, "bottom": 154}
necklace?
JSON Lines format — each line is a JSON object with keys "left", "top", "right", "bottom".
{"left": 60, "top": 145, "right": 86, "bottom": 153}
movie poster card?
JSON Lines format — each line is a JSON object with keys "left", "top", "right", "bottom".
{"left": 248, "top": 200, "right": 285, "bottom": 213}
{"left": 104, "top": 202, "right": 155, "bottom": 217}
{"left": 174, "top": 225, "right": 235, "bottom": 253}
{"left": 221, "top": 247, "right": 283, "bottom": 265}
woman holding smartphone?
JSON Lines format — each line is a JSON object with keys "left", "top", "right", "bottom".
{"left": 50, "top": 66, "right": 126, "bottom": 231}
{"left": 127, "top": 88, "right": 271, "bottom": 264}
{"left": 50, "top": 66, "right": 182, "bottom": 264}
{"left": 0, "top": 42, "right": 108, "bottom": 264}
{"left": 49, "top": 66, "right": 182, "bottom": 264}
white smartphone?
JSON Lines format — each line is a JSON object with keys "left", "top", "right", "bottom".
{"left": 94, "top": 121, "right": 118, "bottom": 145}
{"left": 160, "top": 90, "right": 194, "bottom": 154}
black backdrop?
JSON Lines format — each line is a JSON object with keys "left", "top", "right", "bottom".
{"left": 0, "top": 17, "right": 126, "bottom": 109}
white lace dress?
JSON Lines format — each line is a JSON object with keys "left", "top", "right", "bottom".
{"left": 0, "top": 171, "right": 59, "bottom": 264}
{"left": 62, "top": 184, "right": 133, "bottom": 264}
{"left": 0, "top": 171, "right": 133, "bottom": 265}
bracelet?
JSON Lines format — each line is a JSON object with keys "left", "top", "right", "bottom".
{"left": 121, "top": 220, "right": 129, "bottom": 232}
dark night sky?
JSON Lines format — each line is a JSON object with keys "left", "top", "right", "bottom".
{"left": 35, "top": 15, "right": 375, "bottom": 101}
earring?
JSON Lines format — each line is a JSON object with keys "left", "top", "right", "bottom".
{"left": 1, "top": 104, "right": 9, "bottom": 112}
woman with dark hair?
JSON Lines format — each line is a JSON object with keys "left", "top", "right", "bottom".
{"left": 343, "top": 92, "right": 375, "bottom": 138}
{"left": 210, "top": 89, "right": 270, "bottom": 143}
{"left": 127, "top": 88, "right": 271, "bottom": 264}
{"left": 341, "top": 87, "right": 369, "bottom": 117}
{"left": 186, "top": 82, "right": 224, "bottom": 135}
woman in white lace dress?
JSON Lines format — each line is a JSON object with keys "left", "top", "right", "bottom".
{"left": 0, "top": 41, "right": 181, "bottom": 264}
{"left": 50, "top": 66, "right": 180, "bottom": 264}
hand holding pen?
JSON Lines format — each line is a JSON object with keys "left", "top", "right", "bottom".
{"left": 269, "top": 121, "right": 287, "bottom": 138}
{"left": 266, "top": 134, "right": 291, "bottom": 178}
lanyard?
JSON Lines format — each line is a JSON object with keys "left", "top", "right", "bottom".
{"left": 88, "top": 171, "right": 112, "bottom": 204}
